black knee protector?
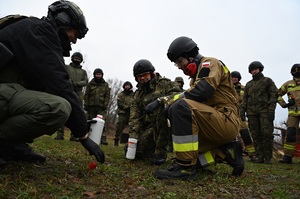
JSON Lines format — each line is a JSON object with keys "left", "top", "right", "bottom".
{"left": 240, "top": 129, "right": 253, "bottom": 146}
{"left": 286, "top": 127, "right": 297, "bottom": 142}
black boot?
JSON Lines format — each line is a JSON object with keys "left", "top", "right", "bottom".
{"left": 54, "top": 132, "right": 64, "bottom": 140}
{"left": 279, "top": 155, "right": 292, "bottom": 164}
{"left": 151, "top": 154, "right": 167, "bottom": 165}
{"left": 0, "top": 143, "right": 46, "bottom": 164}
{"left": 221, "top": 140, "right": 244, "bottom": 176}
{"left": 153, "top": 162, "right": 197, "bottom": 180}
{"left": 114, "top": 139, "right": 119, "bottom": 147}
{"left": 69, "top": 134, "right": 79, "bottom": 142}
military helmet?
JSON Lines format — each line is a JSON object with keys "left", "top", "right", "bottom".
{"left": 123, "top": 81, "right": 133, "bottom": 89}
{"left": 231, "top": 71, "right": 242, "bottom": 81}
{"left": 175, "top": 76, "right": 184, "bottom": 83}
{"left": 48, "top": 0, "right": 88, "bottom": 39}
{"left": 133, "top": 59, "right": 155, "bottom": 76}
{"left": 291, "top": 64, "right": 300, "bottom": 77}
{"left": 167, "top": 36, "right": 199, "bottom": 62}
{"left": 71, "top": 52, "right": 83, "bottom": 62}
{"left": 248, "top": 61, "right": 264, "bottom": 73}
{"left": 93, "top": 68, "right": 103, "bottom": 75}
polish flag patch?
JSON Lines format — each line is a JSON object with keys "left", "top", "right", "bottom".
{"left": 202, "top": 62, "right": 211, "bottom": 68}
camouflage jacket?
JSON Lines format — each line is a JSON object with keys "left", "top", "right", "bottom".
{"left": 277, "top": 78, "right": 300, "bottom": 116}
{"left": 65, "top": 63, "right": 88, "bottom": 93}
{"left": 234, "top": 82, "right": 245, "bottom": 107}
{"left": 242, "top": 73, "right": 277, "bottom": 115}
{"left": 129, "top": 73, "right": 181, "bottom": 135}
{"left": 84, "top": 78, "right": 110, "bottom": 108}
{"left": 117, "top": 89, "right": 134, "bottom": 115}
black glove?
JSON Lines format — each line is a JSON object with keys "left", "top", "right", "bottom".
{"left": 144, "top": 99, "right": 161, "bottom": 114}
{"left": 87, "top": 120, "right": 97, "bottom": 132}
{"left": 267, "top": 111, "right": 275, "bottom": 122}
{"left": 283, "top": 98, "right": 295, "bottom": 108}
{"left": 80, "top": 137, "right": 105, "bottom": 163}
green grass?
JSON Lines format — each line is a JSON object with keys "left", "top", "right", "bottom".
{"left": 1, "top": 133, "right": 300, "bottom": 199}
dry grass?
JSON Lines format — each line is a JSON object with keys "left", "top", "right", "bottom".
{"left": 1, "top": 132, "right": 300, "bottom": 199}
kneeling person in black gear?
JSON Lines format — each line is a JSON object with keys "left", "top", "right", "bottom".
{"left": 0, "top": 0, "right": 104, "bottom": 167}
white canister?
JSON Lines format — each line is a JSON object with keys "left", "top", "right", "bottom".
{"left": 126, "top": 138, "right": 138, "bottom": 160}
{"left": 88, "top": 115, "right": 105, "bottom": 145}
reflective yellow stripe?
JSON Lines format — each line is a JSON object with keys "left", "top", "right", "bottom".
{"left": 173, "top": 94, "right": 180, "bottom": 101}
{"left": 284, "top": 144, "right": 295, "bottom": 150}
{"left": 247, "top": 147, "right": 255, "bottom": 153}
{"left": 173, "top": 142, "right": 198, "bottom": 152}
{"left": 278, "top": 96, "right": 283, "bottom": 100}
{"left": 288, "top": 110, "right": 300, "bottom": 116}
{"left": 223, "top": 65, "right": 229, "bottom": 73}
{"left": 198, "top": 151, "right": 214, "bottom": 167}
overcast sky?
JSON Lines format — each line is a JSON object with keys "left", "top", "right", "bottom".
{"left": 1, "top": 0, "right": 300, "bottom": 124}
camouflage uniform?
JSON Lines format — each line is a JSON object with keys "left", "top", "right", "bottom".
{"left": 55, "top": 62, "right": 88, "bottom": 140}
{"left": 277, "top": 77, "right": 300, "bottom": 159}
{"left": 241, "top": 72, "right": 277, "bottom": 163}
{"left": 65, "top": 62, "right": 88, "bottom": 105}
{"left": 129, "top": 73, "right": 181, "bottom": 160}
{"left": 233, "top": 82, "right": 256, "bottom": 156}
{"left": 84, "top": 77, "right": 110, "bottom": 143}
{"left": 115, "top": 86, "right": 134, "bottom": 145}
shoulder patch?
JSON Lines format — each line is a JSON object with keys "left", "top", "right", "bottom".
{"left": 202, "top": 62, "right": 211, "bottom": 68}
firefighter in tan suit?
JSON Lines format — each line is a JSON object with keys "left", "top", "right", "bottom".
{"left": 148, "top": 36, "right": 244, "bottom": 180}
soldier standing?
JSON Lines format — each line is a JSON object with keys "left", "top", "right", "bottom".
{"left": 277, "top": 64, "right": 300, "bottom": 164}
{"left": 84, "top": 68, "right": 111, "bottom": 145}
{"left": 54, "top": 52, "right": 88, "bottom": 141}
{"left": 128, "top": 59, "right": 181, "bottom": 165}
{"left": 151, "top": 36, "right": 244, "bottom": 180}
{"left": 231, "top": 71, "right": 256, "bottom": 159}
{"left": 174, "top": 76, "right": 185, "bottom": 91}
{"left": 114, "top": 81, "right": 134, "bottom": 147}
{"left": 241, "top": 61, "right": 277, "bottom": 164}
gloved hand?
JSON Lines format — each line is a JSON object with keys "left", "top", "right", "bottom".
{"left": 283, "top": 98, "right": 295, "bottom": 108}
{"left": 267, "top": 111, "right": 275, "bottom": 122}
{"left": 80, "top": 137, "right": 105, "bottom": 163}
{"left": 87, "top": 120, "right": 97, "bottom": 132}
{"left": 144, "top": 99, "right": 161, "bottom": 114}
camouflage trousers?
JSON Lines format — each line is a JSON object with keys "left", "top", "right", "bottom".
{"left": 0, "top": 83, "right": 71, "bottom": 145}
{"left": 115, "top": 113, "right": 130, "bottom": 140}
{"left": 247, "top": 113, "right": 274, "bottom": 161}
{"left": 136, "top": 126, "right": 169, "bottom": 160}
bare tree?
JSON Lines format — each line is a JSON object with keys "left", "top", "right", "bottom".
{"left": 105, "top": 78, "right": 123, "bottom": 135}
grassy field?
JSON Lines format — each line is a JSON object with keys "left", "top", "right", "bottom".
{"left": 0, "top": 133, "right": 300, "bottom": 199}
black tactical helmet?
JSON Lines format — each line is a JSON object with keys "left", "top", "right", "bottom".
{"left": 133, "top": 59, "right": 155, "bottom": 76}
{"left": 123, "top": 81, "right": 133, "bottom": 89}
{"left": 291, "top": 64, "right": 300, "bottom": 77}
{"left": 175, "top": 76, "right": 184, "bottom": 83}
{"left": 167, "top": 36, "right": 199, "bottom": 62}
{"left": 248, "top": 61, "right": 264, "bottom": 73}
{"left": 93, "top": 68, "right": 103, "bottom": 75}
{"left": 231, "top": 71, "right": 242, "bottom": 81}
{"left": 71, "top": 52, "right": 83, "bottom": 62}
{"left": 48, "top": 0, "right": 88, "bottom": 39}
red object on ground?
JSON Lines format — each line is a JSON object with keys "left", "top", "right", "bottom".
{"left": 89, "top": 162, "right": 97, "bottom": 170}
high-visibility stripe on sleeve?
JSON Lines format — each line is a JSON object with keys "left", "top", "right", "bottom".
{"left": 284, "top": 144, "right": 296, "bottom": 151}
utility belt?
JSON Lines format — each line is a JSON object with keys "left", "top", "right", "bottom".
{"left": 0, "top": 42, "right": 14, "bottom": 71}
